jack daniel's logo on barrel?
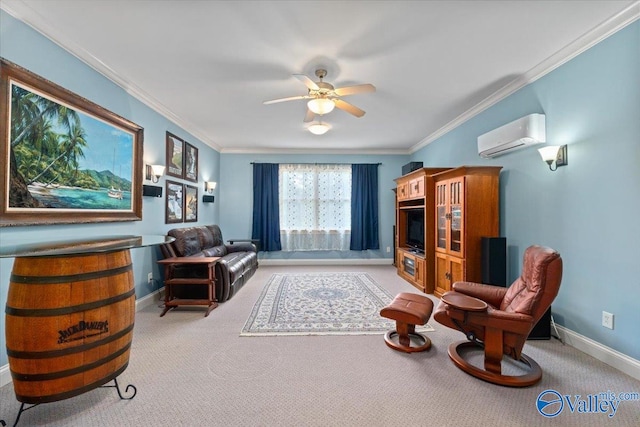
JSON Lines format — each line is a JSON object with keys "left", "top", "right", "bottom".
{"left": 58, "top": 320, "right": 109, "bottom": 344}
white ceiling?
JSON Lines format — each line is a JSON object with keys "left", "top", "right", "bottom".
{"left": 2, "top": 0, "right": 637, "bottom": 153}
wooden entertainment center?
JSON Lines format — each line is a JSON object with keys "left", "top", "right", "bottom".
{"left": 395, "top": 166, "right": 502, "bottom": 297}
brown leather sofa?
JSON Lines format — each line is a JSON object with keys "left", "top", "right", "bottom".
{"left": 160, "top": 225, "right": 258, "bottom": 302}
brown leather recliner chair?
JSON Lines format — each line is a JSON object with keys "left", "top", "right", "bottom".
{"left": 433, "top": 245, "right": 562, "bottom": 387}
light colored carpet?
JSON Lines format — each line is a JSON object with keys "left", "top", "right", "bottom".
{"left": 241, "top": 271, "right": 433, "bottom": 336}
{"left": 1, "top": 265, "right": 639, "bottom": 426}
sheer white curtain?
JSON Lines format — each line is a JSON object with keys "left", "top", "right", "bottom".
{"left": 279, "top": 163, "right": 351, "bottom": 251}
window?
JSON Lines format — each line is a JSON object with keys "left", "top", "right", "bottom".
{"left": 279, "top": 164, "right": 351, "bottom": 251}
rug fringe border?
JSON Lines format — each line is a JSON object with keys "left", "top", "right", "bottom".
{"left": 240, "top": 324, "right": 435, "bottom": 337}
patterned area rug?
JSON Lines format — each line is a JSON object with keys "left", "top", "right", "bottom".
{"left": 241, "top": 272, "right": 435, "bottom": 336}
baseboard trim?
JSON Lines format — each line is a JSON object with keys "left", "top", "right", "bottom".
{"left": 258, "top": 258, "right": 393, "bottom": 266}
{"left": 0, "top": 363, "right": 10, "bottom": 389}
{"left": 136, "top": 288, "right": 162, "bottom": 311}
{"left": 555, "top": 325, "right": 640, "bottom": 382}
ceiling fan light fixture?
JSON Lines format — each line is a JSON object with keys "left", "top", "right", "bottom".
{"left": 307, "top": 122, "right": 331, "bottom": 135}
{"left": 307, "top": 98, "right": 335, "bottom": 115}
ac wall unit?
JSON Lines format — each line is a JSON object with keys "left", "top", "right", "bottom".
{"left": 477, "top": 113, "right": 546, "bottom": 158}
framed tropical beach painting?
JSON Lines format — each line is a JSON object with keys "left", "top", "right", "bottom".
{"left": 0, "top": 58, "right": 143, "bottom": 226}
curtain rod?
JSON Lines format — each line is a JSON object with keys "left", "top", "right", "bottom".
{"left": 250, "top": 162, "right": 381, "bottom": 165}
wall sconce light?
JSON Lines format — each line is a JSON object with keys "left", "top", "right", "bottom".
{"left": 145, "top": 164, "right": 166, "bottom": 183}
{"left": 203, "top": 181, "right": 216, "bottom": 203}
{"left": 205, "top": 181, "right": 217, "bottom": 193}
{"left": 538, "top": 145, "right": 568, "bottom": 171}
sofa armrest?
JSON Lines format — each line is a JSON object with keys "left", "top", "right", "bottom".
{"left": 226, "top": 241, "right": 257, "bottom": 253}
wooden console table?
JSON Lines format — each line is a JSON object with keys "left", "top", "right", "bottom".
{"left": 0, "top": 234, "right": 172, "bottom": 426}
{"left": 157, "top": 257, "right": 220, "bottom": 317}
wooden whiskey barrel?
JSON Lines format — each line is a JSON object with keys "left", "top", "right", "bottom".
{"left": 5, "top": 249, "right": 135, "bottom": 404}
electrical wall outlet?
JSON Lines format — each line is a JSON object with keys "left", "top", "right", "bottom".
{"left": 602, "top": 311, "right": 614, "bottom": 330}
{"left": 386, "top": 246, "right": 391, "bottom": 253}
{"left": 148, "top": 272, "right": 153, "bottom": 284}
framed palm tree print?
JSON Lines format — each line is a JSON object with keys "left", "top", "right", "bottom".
{"left": 0, "top": 58, "right": 143, "bottom": 226}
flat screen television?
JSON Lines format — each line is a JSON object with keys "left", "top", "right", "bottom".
{"left": 406, "top": 209, "right": 425, "bottom": 252}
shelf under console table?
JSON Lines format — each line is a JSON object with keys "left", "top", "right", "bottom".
{"left": 157, "top": 256, "right": 221, "bottom": 317}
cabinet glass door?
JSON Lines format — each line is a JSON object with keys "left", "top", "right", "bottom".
{"left": 448, "top": 178, "right": 464, "bottom": 255}
{"left": 436, "top": 182, "right": 447, "bottom": 250}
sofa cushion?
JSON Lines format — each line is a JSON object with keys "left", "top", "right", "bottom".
{"left": 205, "top": 225, "right": 225, "bottom": 247}
{"left": 198, "top": 227, "right": 216, "bottom": 249}
{"left": 168, "top": 228, "right": 202, "bottom": 257}
{"left": 203, "top": 245, "right": 228, "bottom": 257}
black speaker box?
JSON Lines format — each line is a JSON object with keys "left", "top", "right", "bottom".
{"left": 528, "top": 307, "right": 552, "bottom": 340}
{"left": 402, "top": 161, "right": 423, "bottom": 175}
{"left": 142, "top": 185, "right": 162, "bottom": 197}
{"left": 480, "top": 236, "right": 551, "bottom": 340}
{"left": 481, "top": 237, "right": 507, "bottom": 287}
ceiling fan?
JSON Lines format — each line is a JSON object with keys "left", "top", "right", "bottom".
{"left": 264, "top": 69, "right": 376, "bottom": 122}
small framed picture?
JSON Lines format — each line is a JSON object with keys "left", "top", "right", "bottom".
{"left": 184, "top": 184, "right": 198, "bottom": 223}
{"left": 184, "top": 142, "right": 198, "bottom": 182}
{"left": 166, "top": 132, "right": 184, "bottom": 179}
{"left": 165, "top": 180, "right": 184, "bottom": 223}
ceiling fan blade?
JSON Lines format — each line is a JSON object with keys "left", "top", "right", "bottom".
{"left": 334, "top": 83, "right": 376, "bottom": 97}
{"left": 293, "top": 74, "right": 320, "bottom": 91}
{"left": 303, "top": 108, "right": 315, "bottom": 123}
{"left": 263, "top": 95, "right": 310, "bottom": 105}
{"left": 334, "top": 99, "right": 366, "bottom": 118}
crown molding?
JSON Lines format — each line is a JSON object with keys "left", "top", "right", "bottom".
{"left": 411, "top": 1, "right": 640, "bottom": 154}
{"left": 1, "top": 0, "right": 222, "bottom": 152}
{"left": 220, "top": 147, "right": 411, "bottom": 155}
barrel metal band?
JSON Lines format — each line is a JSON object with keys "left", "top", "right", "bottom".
{"left": 11, "top": 341, "right": 132, "bottom": 382}
{"left": 9, "top": 264, "right": 132, "bottom": 285}
{"left": 6, "top": 323, "right": 134, "bottom": 359}
{"left": 14, "top": 363, "right": 129, "bottom": 404}
{"left": 5, "top": 288, "right": 135, "bottom": 317}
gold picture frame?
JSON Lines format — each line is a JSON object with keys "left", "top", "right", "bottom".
{"left": 0, "top": 58, "right": 143, "bottom": 227}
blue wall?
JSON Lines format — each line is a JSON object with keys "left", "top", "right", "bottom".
{"left": 0, "top": 10, "right": 221, "bottom": 368}
{"left": 411, "top": 21, "right": 640, "bottom": 359}
{"left": 1, "top": 9, "right": 639, "bottom": 371}
{"left": 219, "top": 153, "right": 409, "bottom": 260}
